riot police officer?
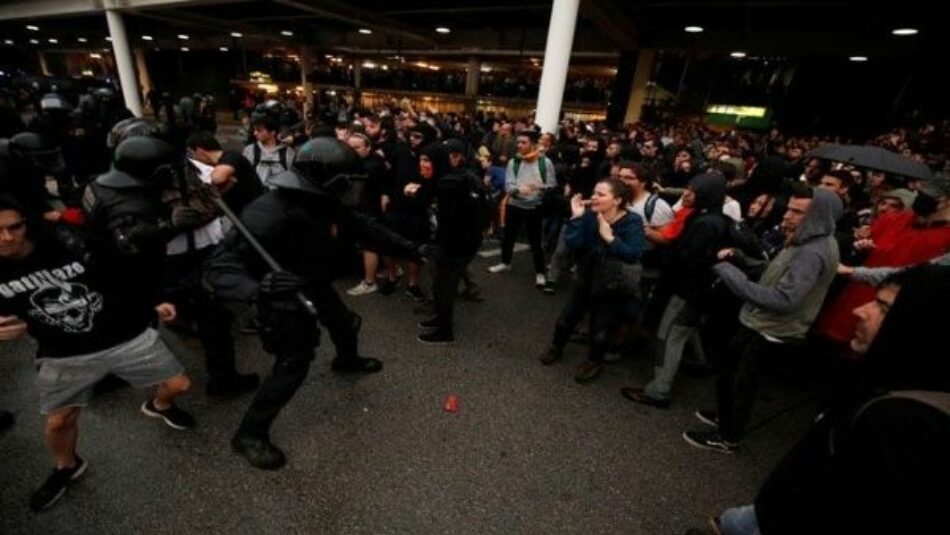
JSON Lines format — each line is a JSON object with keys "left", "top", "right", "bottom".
{"left": 204, "top": 137, "right": 428, "bottom": 470}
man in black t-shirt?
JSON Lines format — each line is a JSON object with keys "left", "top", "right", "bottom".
{"left": 0, "top": 195, "right": 194, "bottom": 511}
{"left": 186, "top": 131, "right": 265, "bottom": 215}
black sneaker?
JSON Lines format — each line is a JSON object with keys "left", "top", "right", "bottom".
{"left": 620, "top": 387, "right": 671, "bottom": 409}
{"left": 542, "top": 281, "right": 556, "bottom": 295}
{"left": 405, "top": 285, "right": 426, "bottom": 302}
{"left": 140, "top": 400, "right": 196, "bottom": 430}
{"left": 0, "top": 409, "right": 13, "bottom": 433}
{"left": 206, "top": 373, "right": 260, "bottom": 398}
{"left": 418, "top": 329, "right": 454, "bottom": 345}
{"left": 331, "top": 356, "right": 383, "bottom": 374}
{"left": 231, "top": 434, "right": 287, "bottom": 471}
{"left": 694, "top": 409, "right": 720, "bottom": 428}
{"left": 574, "top": 361, "right": 605, "bottom": 383}
{"left": 30, "top": 455, "right": 88, "bottom": 511}
{"left": 378, "top": 279, "right": 397, "bottom": 296}
{"left": 682, "top": 430, "right": 738, "bottom": 454}
{"left": 540, "top": 346, "right": 562, "bottom": 365}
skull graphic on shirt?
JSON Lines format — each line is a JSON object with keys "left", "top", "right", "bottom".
{"left": 28, "top": 282, "right": 103, "bottom": 333}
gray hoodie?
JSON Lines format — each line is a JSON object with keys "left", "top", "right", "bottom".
{"left": 713, "top": 189, "right": 843, "bottom": 340}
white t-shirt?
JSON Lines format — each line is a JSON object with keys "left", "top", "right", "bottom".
{"left": 671, "top": 196, "right": 744, "bottom": 223}
{"left": 166, "top": 159, "right": 225, "bottom": 256}
{"left": 628, "top": 193, "right": 674, "bottom": 228}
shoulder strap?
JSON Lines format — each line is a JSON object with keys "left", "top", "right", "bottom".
{"left": 513, "top": 158, "right": 521, "bottom": 177}
{"left": 278, "top": 146, "right": 288, "bottom": 170}
{"left": 538, "top": 158, "right": 547, "bottom": 182}
{"left": 645, "top": 193, "right": 659, "bottom": 224}
{"left": 252, "top": 142, "right": 262, "bottom": 168}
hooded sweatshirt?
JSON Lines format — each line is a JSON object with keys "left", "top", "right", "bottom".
{"left": 754, "top": 265, "right": 950, "bottom": 535}
{"left": 665, "top": 173, "right": 730, "bottom": 303}
{"left": 424, "top": 143, "right": 483, "bottom": 260}
{"left": 713, "top": 189, "right": 842, "bottom": 340}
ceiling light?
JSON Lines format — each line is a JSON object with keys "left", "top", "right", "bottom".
{"left": 181, "top": 47, "right": 190, "bottom": 52}
{"left": 230, "top": 31, "right": 243, "bottom": 38}
{"left": 730, "top": 51, "right": 747, "bottom": 58}
{"left": 90, "top": 53, "right": 102, "bottom": 59}
{"left": 29, "top": 39, "right": 39, "bottom": 45}
{"left": 892, "top": 28, "right": 918, "bottom": 36}
{"left": 849, "top": 56, "right": 868, "bottom": 62}
{"left": 428, "top": 65, "right": 440, "bottom": 71}
{"left": 416, "top": 62, "right": 429, "bottom": 68}
{"left": 77, "top": 37, "right": 87, "bottom": 43}
{"left": 178, "top": 34, "right": 189, "bottom": 40}
{"left": 358, "top": 28, "right": 372, "bottom": 35}
{"left": 105, "top": 37, "right": 112, "bottom": 42}
{"left": 142, "top": 35, "right": 153, "bottom": 41}
{"left": 381, "top": 65, "right": 389, "bottom": 71}
{"left": 436, "top": 27, "right": 451, "bottom": 34}
{"left": 684, "top": 26, "right": 704, "bottom": 33}
{"left": 220, "top": 47, "right": 229, "bottom": 52}
{"left": 362, "top": 61, "right": 377, "bottom": 69}
{"left": 48, "top": 38, "right": 58, "bottom": 44}
{"left": 3, "top": 40, "right": 13, "bottom": 45}
{"left": 281, "top": 30, "right": 294, "bottom": 36}
{"left": 26, "top": 25, "right": 39, "bottom": 32}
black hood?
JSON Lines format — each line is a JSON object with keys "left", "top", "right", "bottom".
{"left": 689, "top": 172, "right": 726, "bottom": 213}
{"left": 862, "top": 265, "right": 950, "bottom": 393}
{"left": 420, "top": 142, "right": 451, "bottom": 180}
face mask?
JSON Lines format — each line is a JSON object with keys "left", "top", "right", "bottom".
{"left": 912, "top": 193, "right": 939, "bottom": 217}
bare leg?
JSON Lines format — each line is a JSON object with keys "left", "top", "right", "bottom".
{"left": 363, "top": 251, "right": 379, "bottom": 283}
{"left": 45, "top": 407, "right": 81, "bottom": 469}
{"left": 152, "top": 374, "right": 191, "bottom": 410}
{"left": 407, "top": 262, "right": 421, "bottom": 287}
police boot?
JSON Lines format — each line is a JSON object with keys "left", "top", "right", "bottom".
{"left": 231, "top": 434, "right": 287, "bottom": 471}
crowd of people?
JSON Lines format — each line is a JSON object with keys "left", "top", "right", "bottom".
{"left": 1, "top": 81, "right": 948, "bottom": 534}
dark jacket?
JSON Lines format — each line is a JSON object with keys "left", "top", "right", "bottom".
{"left": 565, "top": 209, "right": 645, "bottom": 280}
{"left": 665, "top": 173, "right": 730, "bottom": 303}
{"left": 426, "top": 144, "right": 483, "bottom": 260}
{"left": 204, "top": 183, "right": 419, "bottom": 302}
{"left": 754, "top": 265, "right": 950, "bottom": 535}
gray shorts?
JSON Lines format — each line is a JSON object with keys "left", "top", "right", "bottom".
{"left": 35, "top": 328, "right": 184, "bottom": 415}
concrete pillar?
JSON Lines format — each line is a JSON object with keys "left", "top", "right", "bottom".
{"left": 465, "top": 57, "right": 481, "bottom": 97}
{"left": 133, "top": 48, "right": 152, "bottom": 103}
{"left": 300, "top": 47, "right": 314, "bottom": 129}
{"left": 535, "top": 0, "right": 580, "bottom": 133}
{"left": 353, "top": 60, "right": 362, "bottom": 89}
{"left": 623, "top": 48, "right": 656, "bottom": 125}
{"left": 104, "top": 9, "right": 143, "bottom": 117}
{"left": 37, "top": 51, "right": 51, "bottom": 76}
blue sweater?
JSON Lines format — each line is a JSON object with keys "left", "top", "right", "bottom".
{"left": 564, "top": 210, "right": 645, "bottom": 268}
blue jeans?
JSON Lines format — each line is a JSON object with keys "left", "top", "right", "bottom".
{"left": 719, "top": 505, "right": 761, "bottom": 535}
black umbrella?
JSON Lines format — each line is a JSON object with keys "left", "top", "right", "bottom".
{"left": 806, "top": 144, "right": 933, "bottom": 181}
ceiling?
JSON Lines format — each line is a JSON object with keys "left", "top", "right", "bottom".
{"left": 0, "top": 0, "right": 941, "bottom": 62}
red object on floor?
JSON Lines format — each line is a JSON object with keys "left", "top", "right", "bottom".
{"left": 443, "top": 394, "right": 458, "bottom": 413}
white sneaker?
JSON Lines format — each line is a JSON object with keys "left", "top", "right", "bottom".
{"left": 347, "top": 281, "right": 378, "bottom": 296}
{"left": 535, "top": 273, "right": 547, "bottom": 288}
{"left": 488, "top": 263, "right": 511, "bottom": 274}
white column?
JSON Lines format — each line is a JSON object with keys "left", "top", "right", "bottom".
{"left": 534, "top": 0, "right": 580, "bottom": 133}
{"left": 105, "top": 9, "right": 143, "bottom": 117}
{"left": 134, "top": 48, "right": 153, "bottom": 103}
{"left": 353, "top": 60, "right": 362, "bottom": 89}
{"left": 465, "top": 56, "right": 480, "bottom": 97}
{"left": 300, "top": 48, "right": 314, "bottom": 129}
{"left": 623, "top": 49, "right": 656, "bottom": 125}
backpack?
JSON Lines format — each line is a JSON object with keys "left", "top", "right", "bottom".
{"left": 252, "top": 143, "right": 289, "bottom": 171}
{"left": 512, "top": 156, "right": 548, "bottom": 183}
{"left": 644, "top": 193, "right": 659, "bottom": 225}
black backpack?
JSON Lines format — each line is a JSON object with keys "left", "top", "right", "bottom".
{"left": 252, "top": 143, "right": 289, "bottom": 171}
